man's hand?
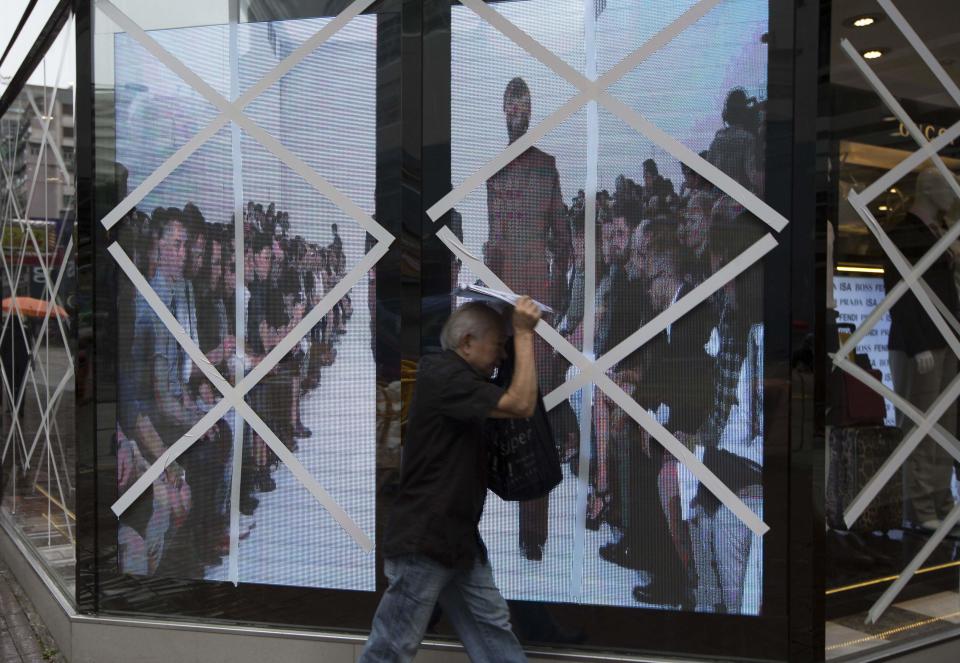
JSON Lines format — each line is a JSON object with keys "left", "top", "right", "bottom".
{"left": 492, "top": 295, "right": 540, "bottom": 419}
{"left": 512, "top": 296, "right": 541, "bottom": 333}
{"left": 915, "top": 350, "right": 935, "bottom": 375}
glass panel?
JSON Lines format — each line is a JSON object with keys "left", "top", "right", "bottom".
{"left": 825, "top": 0, "right": 960, "bottom": 657}
{"left": 94, "top": 0, "right": 391, "bottom": 610}
{"left": 448, "top": 0, "right": 771, "bottom": 622}
{"left": 0, "top": 0, "right": 68, "bottom": 86}
{"left": 0, "top": 16, "right": 77, "bottom": 600}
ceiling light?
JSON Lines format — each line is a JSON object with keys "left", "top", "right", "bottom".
{"left": 889, "top": 188, "right": 897, "bottom": 193}
{"left": 844, "top": 14, "right": 883, "bottom": 29}
{"left": 863, "top": 49, "right": 884, "bottom": 60}
{"left": 878, "top": 205, "right": 889, "bottom": 211}
{"left": 837, "top": 264, "right": 885, "bottom": 274}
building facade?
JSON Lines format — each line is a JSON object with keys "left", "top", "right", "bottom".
{"left": 1, "top": 1, "right": 959, "bottom": 661}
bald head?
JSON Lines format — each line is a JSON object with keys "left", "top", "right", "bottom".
{"left": 441, "top": 302, "right": 504, "bottom": 351}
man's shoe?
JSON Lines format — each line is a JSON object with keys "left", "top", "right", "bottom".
{"left": 239, "top": 493, "right": 259, "bottom": 516}
{"left": 632, "top": 582, "right": 694, "bottom": 609}
{"left": 521, "top": 542, "right": 544, "bottom": 561}
{"left": 599, "top": 540, "right": 646, "bottom": 571}
{"left": 239, "top": 515, "right": 256, "bottom": 540}
{"left": 257, "top": 469, "right": 276, "bottom": 493}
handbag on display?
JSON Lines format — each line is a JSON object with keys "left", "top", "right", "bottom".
{"left": 484, "top": 338, "right": 562, "bottom": 502}
{"left": 826, "top": 425, "right": 903, "bottom": 533}
{"left": 828, "top": 322, "right": 886, "bottom": 427}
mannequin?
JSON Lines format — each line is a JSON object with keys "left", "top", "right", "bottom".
{"left": 886, "top": 167, "right": 959, "bottom": 531}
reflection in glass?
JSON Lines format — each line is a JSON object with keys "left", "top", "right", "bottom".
{"left": 0, "top": 18, "right": 77, "bottom": 599}
{"left": 451, "top": 0, "right": 769, "bottom": 613}
{"left": 107, "top": 12, "right": 379, "bottom": 590}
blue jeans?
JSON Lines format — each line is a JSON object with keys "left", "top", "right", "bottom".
{"left": 359, "top": 554, "right": 527, "bottom": 663}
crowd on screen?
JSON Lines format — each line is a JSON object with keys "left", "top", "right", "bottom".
{"left": 115, "top": 200, "right": 353, "bottom": 577}
{"left": 483, "top": 82, "right": 766, "bottom": 612}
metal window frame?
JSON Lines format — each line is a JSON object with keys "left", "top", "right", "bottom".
{"left": 65, "top": 0, "right": 827, "bottom": 660}
{"left": 0, "top": 0, "right": 72, "bottom": 117}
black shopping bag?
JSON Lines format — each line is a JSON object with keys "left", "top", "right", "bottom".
{"left": 484, "top": 339, "right": 562, "bottom": 501}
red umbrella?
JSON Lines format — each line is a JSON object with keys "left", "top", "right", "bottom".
{"left": 2, "top": 297, "right": 68, "bottom": 319}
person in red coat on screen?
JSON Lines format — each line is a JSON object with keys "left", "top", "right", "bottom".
{"left": 485, "top": 77, "right": 571, "bottom": 561}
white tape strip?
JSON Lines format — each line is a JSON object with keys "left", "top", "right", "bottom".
{"left": 459, "top": 0, "right": 788, "bottom": 235}
{"left": 107, "top": 242, "right": 380, "bottom": 551}
{"left": 437, "top": 225, "right": 768, "bottom": 535}
{"left": 233, "top": 0, "right": 376, "bottom": 108}
{"left": 25, "top": 365, "right": 74, "bottom": 467}
{"left": 97, "top": 0, "right": 392, "bottom": 246}
{"left": 96, "top": 0, "right": 390, "bottom": 555}
{"left": 99, "top": 116, "right": 230, "bottom": 231}
{"left": 857, "top": 121, "right": 960, "bottom": 205}
{"left": 25, "top": 89, "right": 71, "bottom": 191}
{"left": 594, "top": 370, "right": 768, "bottom": 535}
{"left": 0, "top": 365, "right": 29, "bottom": 464}
{"left": 599, "top": 93, "right": 787, "bottom": 233}
{"left": 849, "top": 197, "right": 960, "bottom": 363}
{"left": 228, "top": 14, "right": 244, "bottom": 586}
{"left": 20, "top": 222, "right": 75, "bottom": 372}
{"left": 831, "top": 355, "right": 960, "bottom": 462}
{"left": 427, "top": 0, "right": 722, "bottom": 222}
{"left": 436, "top": 226, "right": 595, "bottom": 378}
{"left": 841, "top": 39, "right": 960, "bottom": 206}
{"left": 922, "top": 280, "right": 960, "bottom": 342}
{"left": 0, "top": 159, "right": 42, "bottom": 354}
{"left": 843, "top": 369, "right": 960, "bottom": 529}
{"left": 570, "top": 0, "right": 600, "bottom": 598}
{"left": 3, "top": 236, "right": 75, "bottom": 467}
{"left": 878, "top": 0, "right": 960, "bottom": 108}
{"left": 547, "top": 233, "right": 778, "bottom": 408}
{"left": 868, "top": 502, "right": 960, "bottom": 624}
{"left": 832, "top": 216, "right": 960, "bottom": 363}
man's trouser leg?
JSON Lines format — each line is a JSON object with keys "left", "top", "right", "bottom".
{"left": 892, "top": 348, "right": 958, "bottom": 525}
{"left": 518, "top": 496, "right": 548, "bottom": 550}
{"left": 712, "top": 488, "right": 762, "bottom": 613}
{"left": 359, "top": 555, "right": 451, "bottom": 663}
{"left": 437, "top": 558, "right": 527, "bottom": 663}
{"left": 688, "top": 504, "right": 721, "bottom": 611}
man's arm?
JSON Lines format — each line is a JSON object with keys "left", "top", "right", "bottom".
{"left": 549, "top": 164, "right": 572, "bottom": 278}
{"left": 491, "top": 297, "right": 540, "bottom": 419}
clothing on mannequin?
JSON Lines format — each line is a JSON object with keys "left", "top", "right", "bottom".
{"left": 886, "top": 167, "right": 960, "bottom": 530}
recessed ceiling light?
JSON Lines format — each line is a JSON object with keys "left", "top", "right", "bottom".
{"left": 844, "top": 14, "right": 883, "bottom": 29}
{"left": 863, "top": 49, "right": 884, "bottom": 60}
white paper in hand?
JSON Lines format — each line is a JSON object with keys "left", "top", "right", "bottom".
{"left": 453, "top": 284, "right": 554, "bottom": 314}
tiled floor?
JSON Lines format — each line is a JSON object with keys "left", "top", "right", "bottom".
{"left": 826, "top": 591, "right": 960, "bottom": 659}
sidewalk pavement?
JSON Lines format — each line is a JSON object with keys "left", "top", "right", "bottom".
{"left": 0, "top": 554, "right": 65, "bottom": 663}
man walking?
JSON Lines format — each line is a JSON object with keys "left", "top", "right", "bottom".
{"left": 359, "top": 298, "right": 542, "bottom": 663}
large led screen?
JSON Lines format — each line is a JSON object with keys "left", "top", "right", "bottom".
{"left": 111, "top": 14, "right": 378, "bottom": 591}
{"left": 452, "top": 0, "right": 768, "bottom": 613}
